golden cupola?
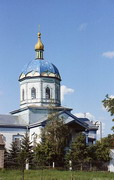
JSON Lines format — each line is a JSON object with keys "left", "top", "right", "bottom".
{"left": 35, "top": 32, "right": 44, "bottom": 51}
{"left": 35, "top": 32, "right": 44, "bottom": 59}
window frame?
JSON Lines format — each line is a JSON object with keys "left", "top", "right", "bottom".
{"left": 31, "top": 87, "right": 36, "bottom": 99}
{"left": 45, "top": 87, "right": 50, "bottom": 99}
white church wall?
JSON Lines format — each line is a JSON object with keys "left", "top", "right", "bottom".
{"left": 27, "top": 82, "right": 40, "bottom": 101}
{"left": 20, "top": 77, "right": 60, "bottom": 108}
{"left": 108, "top": 149, "right": 114, "bottom": 172}
{"left": 20, "top": 83, "right": 26, "bottom": 102}
{"left": 42, "top": 78, "right": 60, "bottom": 106}
{"left": 43, "top": 82, "right": 55, "bottom": 100}
{"left": 55, "top": 84, "right": 60, "bottom": 103}
{"left": 0, "top": 127, "right": 26, "bottom": 149}
{"left": 20, "top": 78, "right": 41, "bottom": 108}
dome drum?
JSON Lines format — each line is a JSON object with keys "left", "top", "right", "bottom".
{"left": 20, "top": 76, "right": 61, "bottom": 108}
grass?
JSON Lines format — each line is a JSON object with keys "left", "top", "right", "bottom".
{"left": 0, "top": 169, "right": 113, "bottom": 180}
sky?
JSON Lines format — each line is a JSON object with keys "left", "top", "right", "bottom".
{"left": 0, "top": 0, "right": 114, "bottom": 137}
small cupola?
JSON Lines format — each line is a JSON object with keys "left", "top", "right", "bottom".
{"left": 35, "top": 32, "right": 44, "bottom": 59}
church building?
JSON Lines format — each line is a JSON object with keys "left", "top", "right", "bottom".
{"left": 0, "top": 31, "right": 98, "bottom": 149}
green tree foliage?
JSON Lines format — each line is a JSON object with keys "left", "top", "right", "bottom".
{"left": 90, "top": 135, "right": 112, "bottom": 170}
{"left": 5, "top": 142, "right": 20, "bottom": 169}
{"left": 66, "top": 133, "right": 112, "bottom": 171}
{"left": 17, "top": 132, "right": 33, "bottom": 180}
{"left": 66, "top": 133, "right": 88, "bottom": 170}
{"left": 4, "top": 149, "right": 9, "bottom": 168}
{"left": 95, "top": 134, "right": 114, "bottom": 162}
{"left": 102, "top": 94, "right": 114, "bottom": 131}
{"left": 95, "top": 141, "right": 110, "bottom": 163}
{"left": 18, "top": 132, "right": 33, "bottom": 169}
{"left": 86, "top": 144, "right": 97, "bottom": 170}
{"left": 34, "top": 113, "right": 70, "bottom": 167}
{"left": 4, "top": 133, "right": 33, "bottom": 171}
{"left": 33, "top": 143, "right": 47, "bottom": 168}
{"left": 107, "top": 134, "right": 114, "bottom": 148}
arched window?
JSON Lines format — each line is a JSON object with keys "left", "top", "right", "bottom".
{"left": 46, "top": 87, "right": 50, "bottom": 99}
{"left": 31, "top": 87, "right": 36, "bottom": 99}
{"left": 22, "top": 89, "right": 24, "bottom": 101}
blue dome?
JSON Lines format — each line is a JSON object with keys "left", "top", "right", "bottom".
{"left": 19, "top": 59, "right": 61, "bottom": 80}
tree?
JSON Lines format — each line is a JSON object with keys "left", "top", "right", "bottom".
{"left": 65, "top": 133, "right": 112, "bottom": 171}
{"left": 66, "top": 133, "right": 88, "bottom": 170}
{"left": 93, "top": 135, "right": 112, "bottom": 170}
{"left": 21, "top": 132, "right": 32, "bottom": 162}
{"left": 95, "top": 141, "right": 110, "bottom": 163}
{"left": 4, "top": 148, "right": 11, "bottom": 169}
{"left": 34, "top": 113, "right": 70, "bottom": 167}
{"left": 18, "top": 132, "right": 33, "bottom": 169}
{"left": 33, "top": 137, "right": 51, "bottom": 169}
{"left": 102, "top": 94, "right": 114, "bottom": 131}
{"left": 17, "top": 132, "right": 33, "bottom": 180}
{"left": 6, "top": 142, "right": 20, "bottom": 169}
{"left": 86, "top": 144, "right": 97, "bottom": 171}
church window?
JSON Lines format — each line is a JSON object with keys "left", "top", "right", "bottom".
{"left": 22, "top": 89, "right": 25, "bottom": 101}
{"left": 14, "top": 138, "right": 21, "bottom": 147}
{"left": 46, "top": 87, "right": 50, "bottom": 99}
{"left": 31, "top": 87, "right": 36, "bottom": 99}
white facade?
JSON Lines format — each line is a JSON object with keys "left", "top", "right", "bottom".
{"left": 108, "top": 149, "right": 114, "bottom": 172}
{"left": 20, "top": 77, "right": 60, "bottom": 108}
{"left": 0, "top": 127, "right": 26, "bottom": 149}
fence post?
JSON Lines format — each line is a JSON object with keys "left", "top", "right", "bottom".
{"left": 53, "top": 162, "right": 55, "bottom": 169}
{"left": 69, "top": 160, "right": 72, "bottom": 171}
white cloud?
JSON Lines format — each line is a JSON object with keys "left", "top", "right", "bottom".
{"left": 61, "top": 85, "right": 74, "bottom": 102}
{"left": 102, "top": 51, "right": 114, "bottom": 59}
{"left": 109, "top": 95, "right": 114, "bottom": 99}
{"left": 78, "top": 23, "right": 88, "bottom": 31}
{"left": 74, "top": 112, "right": 95, "bottom": 121}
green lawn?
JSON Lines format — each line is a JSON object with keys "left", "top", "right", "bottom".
{"left": 0, "top": 169, "right": 114, "bottom": 180}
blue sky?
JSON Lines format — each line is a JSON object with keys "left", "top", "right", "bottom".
{"left": 0, "top": 0, "right": 114, "bottom": 137}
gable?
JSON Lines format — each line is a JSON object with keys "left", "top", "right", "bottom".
{"left": 58, "top": 111, "right": 88, "bottom": 131}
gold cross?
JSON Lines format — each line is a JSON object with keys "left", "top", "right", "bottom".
{"left": 38, "top": 24, "right": 40, "bottom": 32}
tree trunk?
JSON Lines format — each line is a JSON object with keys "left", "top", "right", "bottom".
{"left": 80, "top": 162, "right": 83, "bottom": 171}
{"left": 22, "top": 167, "right": 24, "bottom": 180}
{"left": 89, "top": 162, "right": 92, "bottom": 171}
